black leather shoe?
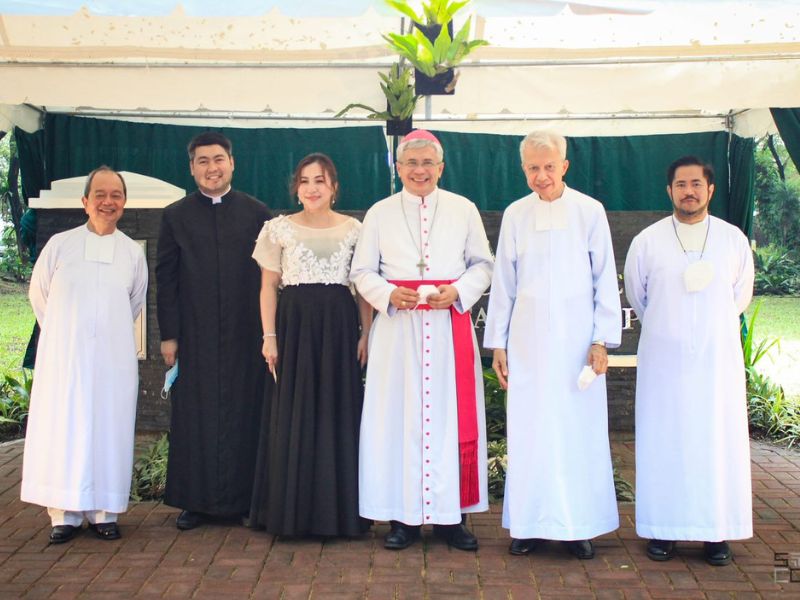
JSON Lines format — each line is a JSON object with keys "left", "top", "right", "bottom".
{"left": 646, "top": 539, "right": 676, "bottom": 561}
{"left": 384, "top": 521, "right": 420, "bottom": 550}
{"left": 49, "top": 525, "right": 78, "bottom": 544}
{"left": 565, "top": 539, "right": 595, "bottom": 559}
{"left": 509, "top": 538, "right": 538, "bottom": 555}
{"left": 176, "top": 510, "right": 204, "bottom": 531}
{"left": 433, "top": 523, "right": 478, "bottom": 551}
{"left": 704, "top": 541, "right": 732, "bottom": 566}
{"left": 90, "top": 522, "right": 121, "bottom": 540}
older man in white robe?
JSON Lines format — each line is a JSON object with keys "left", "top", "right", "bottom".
{"left": 22, "top": 166, "right": 147, "bottom": 544}
{"left": 484, "top": 130, "right": 621, "bottom": 560}
{"left": 624, "top": 156, "right": 754, "bottom": 566}
{"left": 351, "top": 129, "right": 493, "bottom": 551}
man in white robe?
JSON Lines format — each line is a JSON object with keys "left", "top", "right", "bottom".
{"left": 22, "top": 167, "right": 148, "bottom": 544}
{"left": 351, "top": 129, "right": 493, "bottom": 551}
{"left": 624, "top": 156, "right": 754, "bottom": 566}
{"left": 484, "top": 130, "right": 621, "bottom": 560}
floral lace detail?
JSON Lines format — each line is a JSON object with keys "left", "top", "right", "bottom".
{"left": 265, "top": 215, "right": 360, "bottom": 286}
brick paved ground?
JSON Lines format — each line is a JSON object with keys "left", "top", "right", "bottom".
{"left": 1, "top": 436, "right": 798, "bottom": 599}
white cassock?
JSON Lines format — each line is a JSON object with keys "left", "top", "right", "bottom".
{"left": 351, "top": 188, "right": 493, "bottom": 526}
{"left": 484, "top": 186, "right": 622, "bottom": 540}
{"left": 21, "top": 224, "right": 148, "bottom": 514}
{"left": 624, "top": 215, "right": 754, "bottom": 541}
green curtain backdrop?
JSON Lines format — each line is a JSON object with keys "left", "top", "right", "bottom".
{"left": 436, "top": 129, "right": 750, "bottom": 229}
{"left": 15, "top": 114, "right": 392, "bottom": 210}
{"left": 16, "top": 115, "right": 754, "bottom": 232}
{"left": 771, "top": 108, "right": 800, "bottom": 174}
{"left": 728, "top": 134, "right": 755, "bottom": 237}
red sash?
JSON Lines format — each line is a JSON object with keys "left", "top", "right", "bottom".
{"left": 389, "top": 279, "right": 480, "bottom": 508}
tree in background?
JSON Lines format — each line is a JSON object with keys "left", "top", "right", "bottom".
{"left": 752, "top": 134, "right": 800, "bottom": 295}
{"left": 753, "top": 134, "right": 800, "bottom": 251}
{"left": 0, "top": 132, "right": 30, "bottom": 281}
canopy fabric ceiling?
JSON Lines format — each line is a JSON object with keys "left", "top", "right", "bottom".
{"left": 1, "top": 1, "right": 799, "bottom": 136}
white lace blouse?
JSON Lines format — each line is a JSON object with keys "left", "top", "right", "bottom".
{"left": 252, "top": 214, "right": 361, "bottom": 286}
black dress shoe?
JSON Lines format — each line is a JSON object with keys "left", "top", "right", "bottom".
{"left": 49, "top": 525, "right": 78, "bottom": 544}
{"left": 704, "top": 541, "right": 732, "bottom": 566}
{"left": 90, "top": 522, "right": 121, "bottom": 540}
{"left": 646, "top": 539, "right": 676, "bottom": 561}
{"left": 384, "top": 521, "right": 420, "bottom": 550}
{"left": 565, "top": 539, "right": 595, "bottom": 559}
{"left": 509, "top": 538, "right": 538, "bottom": 555}
{"left": 433, "top": 523, "right": 478, "bottom": 551}
{"left": 176, "top": 510, "right": 204, "bottom": 531}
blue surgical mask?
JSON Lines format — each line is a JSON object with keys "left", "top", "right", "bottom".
{"left": 161, "top": 361, "right": 179, "bottom": 399}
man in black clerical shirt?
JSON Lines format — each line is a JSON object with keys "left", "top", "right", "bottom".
{"left": 156, "top": 131, "right": 271, "bottom": 530}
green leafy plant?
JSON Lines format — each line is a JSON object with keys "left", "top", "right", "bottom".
{"left": 130, "top": 433, "right": 169, "bottom": 502}
{"left": 383, "top": 17, "right": 487, "bottom": 78}
{"left": 335, "top": 63, "right": 419, "bottom": 121}
{"left": 741, "top": 299, "right": 800, "bottom": 447}
{"left": 483, "top": 367, "right": 506, "bottom": 442}
{"left": 0, "top": 369, "right": 31, "bottom": 440}
{"left": 614, "top": 466, "right": 635, "bottom": 502}
{"left": 487, "top": 438, "right": 507, "bottom": 502}
{"left": 753, "top": 244, "right": 800, "bottom": 295}
{"left": 741, "top": 299, "right": 780, "bottom": 374}
{"left": 386, "top": 0, "right": 470, "bottom": 26}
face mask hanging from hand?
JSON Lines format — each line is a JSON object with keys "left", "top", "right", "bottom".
{"left": 161, "top": 361, "right": 179, "bottom": 399}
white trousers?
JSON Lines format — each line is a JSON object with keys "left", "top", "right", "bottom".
{"left": 47, "top": 508, "right": 117, "bottom": 527}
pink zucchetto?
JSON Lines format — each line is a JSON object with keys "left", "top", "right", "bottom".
{"left": 400, "top": 129, "right": 441, "bottom": 145}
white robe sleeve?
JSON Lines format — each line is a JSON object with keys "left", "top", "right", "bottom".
{"left": 623, "top": 234, "right": 648, "bottom": 327}
{"left": 130, "top": 244, "right": 149, "bottom": 318}
{"left": 451, "top": 203, "right": 494, "bottom": 314}
{"left": 28, "top": 239, "right": 57, "bottom": 326}
{"left": 733, "top": 234, "right": 755, "bottom": 315}
{"left": 350, "top": 207, "right": 397, "bottom": 316}
{"left": 589, "top": 207, "right": 622, "bottom": 348}
{"left": 483, "top": 208, "right": 516, "bottom": 350}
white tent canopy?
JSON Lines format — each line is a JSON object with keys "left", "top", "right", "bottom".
{"left": 1, "top": 0, "right": 799, "bottom": 137}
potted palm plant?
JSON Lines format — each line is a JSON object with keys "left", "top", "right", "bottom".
{"left": 383, "top": 0, "right": 488, "bottom": 95}
{"left": 335, "top": 63, "right": 419, "bottom": 136}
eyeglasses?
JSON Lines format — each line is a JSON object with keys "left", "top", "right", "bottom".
{"left": 399, "top": 160, "right": 441, "bottom": 169}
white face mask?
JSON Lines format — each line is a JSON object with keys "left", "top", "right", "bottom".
{"left": 161, "top": 361, "right": 179, "bottom": 399}
{"left": 683, "top": 260, "right": 714, "bottom": 293}
{"left": 577, "top": 364, "right": 597, "bottom": 391}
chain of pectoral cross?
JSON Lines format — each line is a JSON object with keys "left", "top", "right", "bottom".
{"left": 401, "top": 192, "right": 440, "bottom": 277}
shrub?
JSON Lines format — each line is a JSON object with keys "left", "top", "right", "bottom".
{"left": 130, "top": 433, "right": 169, "bottom": 502}
{"left": 0, "top": 369, "right": 31, "bottom": 440}
{"left": 742, "top": 300, "right": 800, "bottom": 447}
{"left": 753, "top": 244, "right": 800, "bottom": 295}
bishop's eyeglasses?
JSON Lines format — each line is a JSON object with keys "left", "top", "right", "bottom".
{"left": 398, "top": 159, "right": 442, "bottom": 169}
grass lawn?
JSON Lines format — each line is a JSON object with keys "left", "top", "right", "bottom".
{"left": 745, "top": 296, "right": 800, "bottom": 341}
{"left": 0, "top": 280, "right": 33, "bottom": 373}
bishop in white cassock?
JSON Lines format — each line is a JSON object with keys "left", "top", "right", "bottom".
{"left": 21, "top": 167, "right": 148, "bottom": 544}
{"left": 624, "top": 156, "right": 754, "bottom": 567}
{"left": 351, "top": 130, "right": 493, "bottom": 551}
{"left": 484, "top": 131, "right": 621, "bottom": 560}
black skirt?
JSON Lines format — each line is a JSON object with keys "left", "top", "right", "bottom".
{"left": 249, "top": 284, "right": 370, "bottom": 537}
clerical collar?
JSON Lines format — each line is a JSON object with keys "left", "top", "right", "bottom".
{"left": 401, "top": 188, "right": 438, "bottom": 205}
{"left": 200, "top": 186, "right": 231, "bottom": 204}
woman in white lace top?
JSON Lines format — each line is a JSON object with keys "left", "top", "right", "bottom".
{"left": 248, "top": 153, "right": 372, "bottom": 537}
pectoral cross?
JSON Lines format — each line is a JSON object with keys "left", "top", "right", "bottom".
{"left": 416, "top": 257, "right": 428, "bottom": 277}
